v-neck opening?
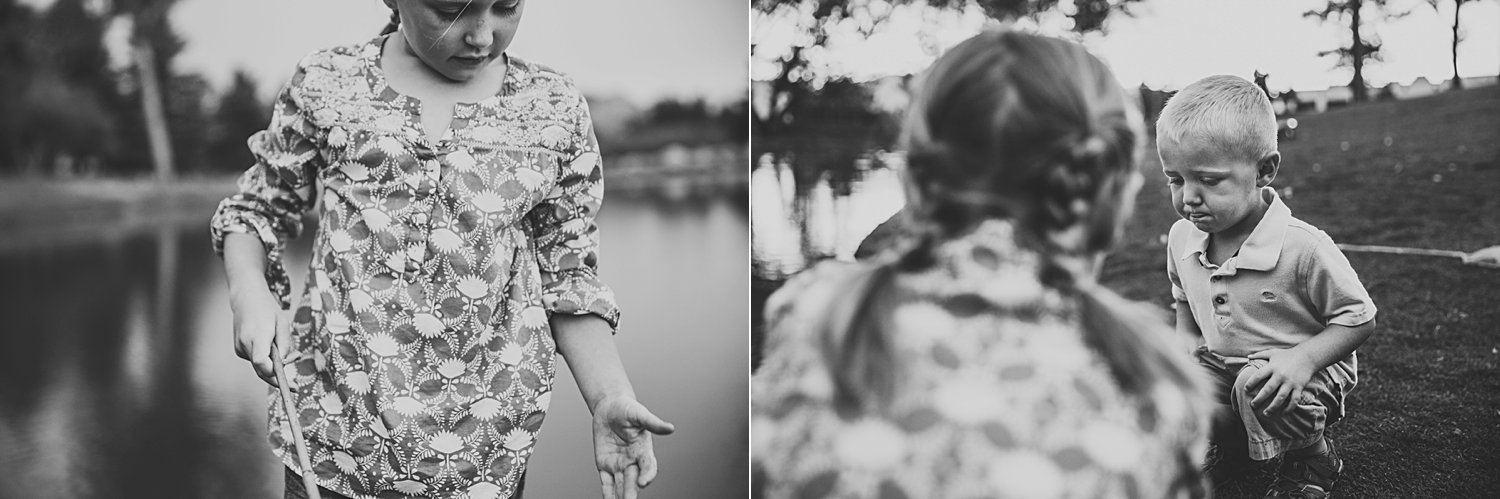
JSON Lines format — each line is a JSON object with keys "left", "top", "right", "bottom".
{"left": 365, "top": 34, "right": 516, "bottom": 145}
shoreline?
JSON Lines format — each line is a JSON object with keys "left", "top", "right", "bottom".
{"left": 0, "top": 174, "right": 746, "bottom": 253}
{"left": 0, "top": 176, "right": 238, "bottom": 254}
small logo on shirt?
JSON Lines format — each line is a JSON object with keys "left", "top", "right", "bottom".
{"left": 1261, "top": 290, "right": 1278, "bottom": 302}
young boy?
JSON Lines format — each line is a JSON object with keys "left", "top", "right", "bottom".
{"left": 1159, "top": 75, "right": 1378, "bottom": 498}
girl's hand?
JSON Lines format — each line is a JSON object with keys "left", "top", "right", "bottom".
{"left": 592, "top": 396, "right": 676, "bottom": 499}
{"left": 229, "top": 284, "right": 291, "bottom": 387}
{"left": 1245, "top": 348, "right": 1317, "bottom": 416}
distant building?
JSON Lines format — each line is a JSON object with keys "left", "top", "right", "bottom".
{"left": 1386, "top": 77, "right": 1439, "bottom": 100}
{"left": 1296, "top": 86, "right": 1354, "bottom": 113}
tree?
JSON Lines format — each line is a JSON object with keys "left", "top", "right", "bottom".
{"left": 111, "top": 0, "right": 183, "bottom": 179}
{"left": 717, "top": 98, "right": 750, "bottom": 145}
{"left": 1304, "top": 0, "right": 1405, "bottom": 103}
{"left": 751, "top": 0, "right": 1141, "bottom": 183}
{"left": 0, "top": 0, "right": 37, "bottom": 173}
{"left": 1427, "top": 0, "right": 1472, "bottom": 89}
{"left": 208, "top": 70, "right": 269, "bottom": 173}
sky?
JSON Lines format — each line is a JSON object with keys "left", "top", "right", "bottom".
{"left": 21, "top": 0, "right": 747, "bottom": 106}
{"left": 752, "top": 0, "right": 1500, "bottom": 92}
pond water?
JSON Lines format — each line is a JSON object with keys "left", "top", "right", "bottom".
{"left": 749, "top": 156, "right": 906, "bottom": 280}
{"left": 0, "top": 194, "right": 748, "bottom": 499}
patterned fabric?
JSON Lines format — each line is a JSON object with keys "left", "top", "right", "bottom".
{"left": 752, "top": 219, "right": 1206, "bottom": 499}
{"left": 210, "top": 35, "right": 618, "bottom": 499}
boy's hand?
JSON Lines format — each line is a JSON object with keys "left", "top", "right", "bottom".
{"left": 230, "top": 285, "right": 291, "bottom": 387}
{"left": 593, "top": 396, "right": 676, "bottom": 499}
{"left": 1245, "top": 348, "right": 1317, "bottom": 416}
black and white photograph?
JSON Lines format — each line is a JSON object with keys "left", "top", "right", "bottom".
{"left": 750, "top": 0, "right": 1499, "bottom": 498}
{"left": 4, "top": 0, "right": 1500, "bottom": 497}
{"left": 0, "top": 0, "right": 746, "bottom": 498}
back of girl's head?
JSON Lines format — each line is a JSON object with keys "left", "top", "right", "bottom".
{"left": 901, "top": 30, "right": 1142, "bottom": 252}
{"left": 821, "top": 34, "right": 1208, "bottom": 479}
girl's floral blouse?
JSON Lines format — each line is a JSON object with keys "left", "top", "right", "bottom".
{"left": 752, "top": 219, "right": 1207, "bottom": 499}
{"left": 210, "top": 36, "right": 617, "bottom": 499}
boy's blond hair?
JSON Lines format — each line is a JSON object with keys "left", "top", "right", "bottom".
{"left": 1156, "top": 75, "right": 1277, "bottom": 164}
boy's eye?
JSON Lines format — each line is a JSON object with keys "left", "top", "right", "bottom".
{"left": 1166, "top": 177, "right": 1183, "bottom": 186}
{"left": 1200, "top": 177, "right": 1221, "bottom": 186}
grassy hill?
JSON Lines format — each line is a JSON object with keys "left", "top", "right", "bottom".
{"left": 1101, "top": 84, "right": 1500, "bottom": 498}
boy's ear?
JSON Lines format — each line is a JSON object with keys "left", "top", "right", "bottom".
{"left": 1255, "top": 151, "right": 1281, "bottom": 187}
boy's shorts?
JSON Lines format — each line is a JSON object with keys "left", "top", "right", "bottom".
{"left": 1195, "top": 346, "right": 1356, "bottom": 461}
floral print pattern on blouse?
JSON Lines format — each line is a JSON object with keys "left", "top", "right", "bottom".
{"left": 210, "top": 36, "right": 618, "bottom": 499}
{"left": 752, "top": 219, "right": 1207, "bottom": 499}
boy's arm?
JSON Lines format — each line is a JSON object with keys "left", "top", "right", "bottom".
{"left": 1166, "top": 227, "right": 1203, "bottom": 346}
{"left": 1281, "top": 321, "right": 1375, "bottom": 371}
{"left": 1247, "top": 234, "right": 1378, "bottom": 415}
{"left": 1175, "top": 302, "right": 1203, "bottom": 345}
{"left": 1245, "top": 320, "right": 1374, "bottom": 416}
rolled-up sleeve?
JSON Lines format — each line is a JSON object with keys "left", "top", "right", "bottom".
{"left": 209, "top": 63, "right": 322, "bottom": 309}
{"left": 1300, "top": 234, "right": 1377, "bottom": 327}
{"left": 526, "top": 91, "right": 620, "bottom": 329}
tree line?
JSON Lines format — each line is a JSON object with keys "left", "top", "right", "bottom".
{"left": 0, "top": 0, "right": 748, "bottom": 180}
{"left": 0, "top": 0, "right": 266, "bottom": 178}
{"left": 750, "top": 0, "right": 1486, "bottom": 185}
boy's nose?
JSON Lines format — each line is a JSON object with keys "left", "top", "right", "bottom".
{"left": 1182, "top": 187, "right": 1203, "bottom": 205}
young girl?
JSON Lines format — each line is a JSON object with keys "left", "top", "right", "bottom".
{"left": 751, "top": 30, "right": 1211, "bottom": 498}
{"left": 212, "top": 1, "right": 673, "bottom": 498}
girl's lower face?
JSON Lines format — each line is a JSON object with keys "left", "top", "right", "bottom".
{"left": 398, "top": 0, "right": 523, "bottom": 81}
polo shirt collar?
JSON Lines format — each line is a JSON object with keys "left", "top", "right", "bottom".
{"left": 1177, "top": 187, "right": 1289, "bottom": 271}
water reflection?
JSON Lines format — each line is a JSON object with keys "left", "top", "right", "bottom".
{"left": 749, "top": 155, "right": 906, "bottom": 280}
{"left": 0, "top": 195, "right": 747, "bottom": 499}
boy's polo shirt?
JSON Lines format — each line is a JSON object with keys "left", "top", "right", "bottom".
{"left": 1167, "top": 188, "right": 1376, "bottom": 360}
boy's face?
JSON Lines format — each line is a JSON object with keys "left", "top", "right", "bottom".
{"left": 392, "top": 0, "right": 524, "bottom": 82}
{"left": 1159, "top": 134, "right": 1278, "bottom": 234}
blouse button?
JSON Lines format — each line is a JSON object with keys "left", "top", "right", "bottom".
{"left": 1214, "top": 296, "right": 1227, "bottom": 305}
{"left": 412, "top": 213, "right": 429, "bottom": 225}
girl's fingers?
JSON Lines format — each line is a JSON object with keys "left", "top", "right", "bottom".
{"left": 599, "top": 470, "right": 614, "bottom": 499}
{"left": 623, "top": 465, "right": 640, "bottom": 499}
{"left": 638, "top": 453, "right": 659, "bottom": 488}
{"left": 631, "top": 406, "right": 676, "bottom": 435}
{"left": 250, "top": 333, "right": 278, "bottom": 387}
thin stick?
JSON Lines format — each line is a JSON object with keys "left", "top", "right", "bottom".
{"left": 273, "top": 344, "right": 322, "bottom": 499}
{"left": 1337, "top": 243, "right": 1469, "bottom": 259}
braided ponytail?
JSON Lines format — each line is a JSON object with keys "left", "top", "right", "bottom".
{"left": 1038, "top": 128, "right": 1211, "bottom": 496}
{"left": 818, "top": 33, "right": 1210, "bottom": 457}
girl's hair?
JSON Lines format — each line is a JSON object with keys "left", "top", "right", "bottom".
{"left": 821, "top": 30, "right": 1207, "bottom": 429}
{"left": 380, "top": 7, "right": 400, "bottom": 35}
